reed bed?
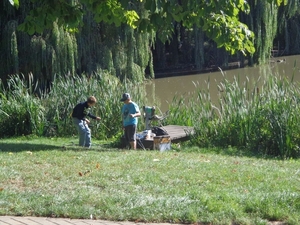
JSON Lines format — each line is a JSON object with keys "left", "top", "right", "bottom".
{"left": 167, "top": 72, "right": 300, "bottom": 159}
{"left": 0, "top": 71, "right": 148, "bottom": 140}
{"left": 1, "top": 70, "right": 300, "bottom": 158}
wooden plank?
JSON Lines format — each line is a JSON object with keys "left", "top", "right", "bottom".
{"left": 160, "top": 125, "right": 194, "bottom": 141}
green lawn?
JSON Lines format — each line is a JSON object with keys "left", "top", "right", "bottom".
{"left": 0, "top": 136, "right": 299, "bottom": 225}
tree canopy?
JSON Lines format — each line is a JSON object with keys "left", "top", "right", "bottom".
{"left": 9, "top": 0, "right": 287, "bottom": 55}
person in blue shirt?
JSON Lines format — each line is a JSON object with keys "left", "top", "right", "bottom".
{"left": 121, "top": 93, "right": 141, "bottom": 150}
{"left": 72, "top": 96, "right": 101, "bottom": 148}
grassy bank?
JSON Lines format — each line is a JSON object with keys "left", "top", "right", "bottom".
{"left": 2, "top": 71, "right": 300, "bottom": 158}
{"left": 0, "top": 137, "right": 299, "bottom": 225}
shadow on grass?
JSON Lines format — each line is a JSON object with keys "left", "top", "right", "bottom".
{"left": 0, "top": 142, "right": 126, "bottom": 153}
{"left": 179, "top": 145, "right": 283, "bottom": 160}
{"left": 0, "top": 143, "right": 60, "bottom": 152}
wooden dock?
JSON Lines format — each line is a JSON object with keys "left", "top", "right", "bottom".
{"left": 160, "top": 125, "right": 194, "bottom": 142}
{"left": 136, "top": 125, "right": 194, "bottom": 150}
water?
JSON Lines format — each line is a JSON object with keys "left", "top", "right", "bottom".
{"left": 145, "top": 55, "right": 300, "bottom": 112}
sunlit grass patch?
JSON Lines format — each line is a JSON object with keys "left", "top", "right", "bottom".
{"left": 1, "top": 137, "right": 300, "bottom": 224}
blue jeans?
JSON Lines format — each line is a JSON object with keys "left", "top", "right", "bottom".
{"left": 73, "top": 118, "right": 91, "bottom": 147}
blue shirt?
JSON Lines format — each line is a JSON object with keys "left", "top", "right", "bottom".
{"left": 122, "top": 102, "right": 140, "bottom": 126}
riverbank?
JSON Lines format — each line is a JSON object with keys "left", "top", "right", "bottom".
{"left": 154, "top": 61, "right": 244, "bottom": 78}
{"left": 153, "top": 54, "right": 288, "bottom": 79}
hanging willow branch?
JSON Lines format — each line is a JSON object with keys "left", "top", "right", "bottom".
{"left": 2, "top": 20, "right": 19, "bottom": 76}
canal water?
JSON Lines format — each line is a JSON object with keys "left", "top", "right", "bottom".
{"left": 145, "top": 55, "right": 300, "bottom": 113}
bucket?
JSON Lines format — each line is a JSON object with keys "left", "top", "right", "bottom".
{"left": 153, "top": 135, "right": 171, "bottom": 151}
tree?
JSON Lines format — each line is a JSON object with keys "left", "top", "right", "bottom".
{"left": 9, "top": 0, "right": 286, "bottom": 56}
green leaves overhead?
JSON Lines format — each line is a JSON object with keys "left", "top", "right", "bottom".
{"left": 18, "top": 1, "right": 83, "bottom": 35}
{"left": 83, "top": 0, "right": 139, "bottom": 27}
{"left": 11, "top": 0, "right": 287, "bottom": 55}
{"left": 139, "top": 0, "right": 255, "bottom": 54}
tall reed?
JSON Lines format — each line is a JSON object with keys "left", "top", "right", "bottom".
{"left": 43, "top": 71, "right": 148, "bottom": 139}
{"left": 0, "top": 74, "right": 46, "bottom": 137}
{"left": 0, "top": 71, "right": 150, "bottom": 139}
{"left": 167, "top": 73, "right": 300, "bottom": 158}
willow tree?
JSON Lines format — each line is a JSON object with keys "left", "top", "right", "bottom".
{"left": 276, "top": 0, "right": 300, "bottom": 55}
{"left": 250, "top": 1, "right": 278, "bottom": 64}
{"left": 75, "top": 2, "right": 154, "bottom": 81}
{"left": 2, "top": 20, "right": 19, "bottom": 76}
{"left": 1, "top": 0, "right": 154, "bottom": 83}
{"left": 14, "top": 0, "right": 258, "bottom": 55}
{"left": 0, "top": 0, "right": 78, "bottom": 83}
{"left": 5, "top": 0, "right": 287, "bottom": 82}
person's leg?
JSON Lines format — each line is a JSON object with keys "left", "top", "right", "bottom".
{"left": 130, "top": 140, "right": 136, "bottom": 150}
{"left": 84, "top": 123, "right": 91, "bottom": 148}
{"left": 124, "top": 126, "right": 130, "bottom": 149}
{"left": 128, "top": 124, "right": 137, "bottom": 150}
{"left": 73, "top": 118, "right": 88, "bottom": 147}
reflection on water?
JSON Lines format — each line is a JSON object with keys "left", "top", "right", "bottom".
{"left": 145, "top": 55, "right": 300, "bottom": 112}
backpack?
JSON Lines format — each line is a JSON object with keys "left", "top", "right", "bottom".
{"left": 152, "top": 126, "right": 168, "bottom": 136}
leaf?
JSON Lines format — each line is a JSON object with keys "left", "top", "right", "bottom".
{"left": 96, "top": 163, "right": 100, "bottom": 169}
{"left": 84, "top": 170, "right": 91, "bottom": 175}
{"left": 9, "top": 0, "right": 19, "bottom": 9}
{"left": 79, "top": 172, "right": 83, "bottom": 176}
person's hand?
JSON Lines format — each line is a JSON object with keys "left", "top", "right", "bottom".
{"left": 85, "top": 119, "right": 90, "bottom": 124}
{"left": 130, "top": 114, "right": 135, "bottom": 118}
{"left": 96, "top": 117, "right": 101, "bottom": 120}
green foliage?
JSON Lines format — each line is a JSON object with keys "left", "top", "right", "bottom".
{"left": 1, "top": 1, "right": 152, "bottom": 82}
{"left": 2, "top": 20, "right": 19, "bottom": 76}
{"left": 0, "top": 74, "right": 46, "bottom": 137}
{"left": 17, "top": 1, "right": 83, "bottom": 35}
{"left": 12, "top": 0, "right": 285, "bottom": 55}
{"left": 86, "top": 0, "right": 139, "bottom": 28}
{"left": 42, "top": 71, "right": 129, "bottom": 139}
{"left": 253, "top": 1, "right": 278, "bottom": 63}
{"left": 2, "top": 0, "right": 294, "bottom": 82}
{"left": 166, "top": 72, "right": 300, "bottom": 159}
{"left": 0, "top": 71, "right": 149, "bottom": 139}
{"left": 8, "top": 0, "right": 19, "bottom": 8}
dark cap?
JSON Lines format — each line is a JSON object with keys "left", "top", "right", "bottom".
{"left": 120, "top": 93, "right": 130, "bottom": 102}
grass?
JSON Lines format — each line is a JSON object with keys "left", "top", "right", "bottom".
{"left": 0, "top": 137, "right": 299, "bottom": 225}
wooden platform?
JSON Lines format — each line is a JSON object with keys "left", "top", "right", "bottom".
{"left": 161, "top": 125, "right": 194, "bottom": 143}
{"left": 136, "top": 125, "right": 194, "bottom": 149}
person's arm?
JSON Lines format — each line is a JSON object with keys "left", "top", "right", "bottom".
{"left": 131, "top": 111, "right": 141, "bottom": 118}
{"left": 121, "top": 107, "right": 125, "bottom": 129}
{"left": 87, "top": 112, "right": 96, "bottom": 119}
{"left": 87, "top": 111, "right": 101, "bottom": 120}
{"left": 130, "top": 104, "right": 141, "bottom": 118}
